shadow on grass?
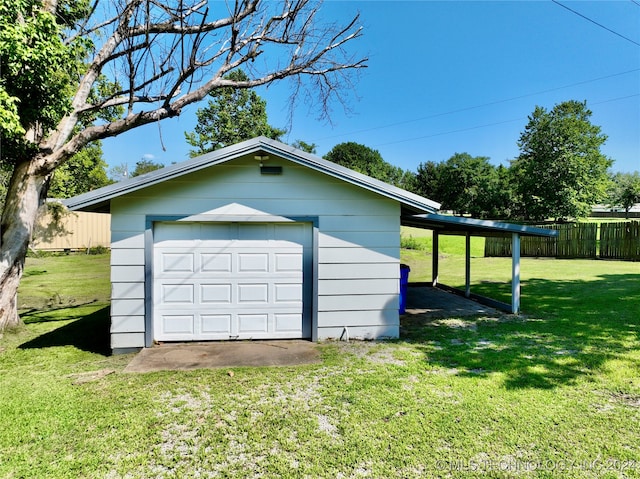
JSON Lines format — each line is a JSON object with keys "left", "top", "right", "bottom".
{"left": 402, "top": 273, "right": 640, "bottom": 390}
{"left": 20, "top": 300, "right": 105, "bottom": 323}
{"left": 19, "top": 306, "right": 111, "bottom": 356}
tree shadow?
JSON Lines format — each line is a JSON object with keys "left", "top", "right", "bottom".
{"left": 402, "top": 273, "right": 640, "bottom": 390}
{"left": 19, "top": 306, "right": 111, "bottom": 356}
{"left": 20, "top": 300, "right": 106, "bottom": 323}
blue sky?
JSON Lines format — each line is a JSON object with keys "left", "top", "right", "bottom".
{"left": 102, "top": 1, "right": 640, "bottom": 175}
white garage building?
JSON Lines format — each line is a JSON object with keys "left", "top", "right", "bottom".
{"left": 65, "top": 137, "right": 440, "bottom": 353}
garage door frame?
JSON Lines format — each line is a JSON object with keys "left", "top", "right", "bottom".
{"left": 143, "top": 215, "right": 319, "bottom": 347}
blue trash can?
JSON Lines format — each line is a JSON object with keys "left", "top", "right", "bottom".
{"left": 399, "top": 264, "right": 410, "bottom": 314}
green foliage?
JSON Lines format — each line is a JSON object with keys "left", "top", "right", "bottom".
{"left": 0, "top": 163, "right": 10, "bottom": 211}
{"left": 324, "top": 142, "right": 416, "bottom": 190}
{"left": 0, "top": 0, "right": 91, "bottom": 159}
{"left": 292, "top": 140, "right": 318, "bottom": 154}
{"left": 185, "top": 70, "right": 286, "bottom": 157}
{"left": 48, "top": 142, "right": 112, "bottom": 198}
{"left": 439, "top": 153, "right": 493, "bottom": 216}
{"left": 511, "top": 100, "right": 612, "bottom": 221}
{"left": 400, "top": 234, "right": 426, "bottom": 251}
{"left": 130, "top": 159, "right": 164, "bottom": 177}
{"left": 415, "top": 155, "right": 513, "bottom": 218}
{"left": 609, "top": 171, "right": 640, "bottom": 217}
{"left": 0, "top": 87, "right": 24, "bottom": 138}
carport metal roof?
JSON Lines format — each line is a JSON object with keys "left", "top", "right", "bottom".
{"left": 401, "top": 213, "right": 557, "bottom": 238}
{"left": 401, "top": 213, "right": 559, "bottom": 315}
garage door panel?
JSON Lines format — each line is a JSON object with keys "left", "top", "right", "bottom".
{"left": 162, "top": 253, "right": 194, "bottom": 272}
{"left": 238, "top": 283, "right": 268, "bottom": 303}
{"left": 201, "top": 314, "right": 232, "bottom": 334}
{"left": 238, "top": 253, "right": 269, "bottom": 272}
{"left": 239, "top": 314, "right": 269, "bottom": 333}
{"left": 275, "top": 314, "right": 303, "bottom": 332}
{"left": 200, "top": 223, "right": 235, "bottom": 240}
{"left": 274, "top": 223, "right": 307, "bottom": 243}
{"left": 275, "top": 253, "right": 303, "bottom": 271}
{"left": 161, "top": 284, "right": 194, "bottom": 303}
{"left": 200, "top": 284, "right": 232, "bottom": 303}
{"left": 201, "top": 253, "right": 232, "bottom": 272}
{"left": 238, "top": 223, "right": 269, "bottom": 240}
{"left": 155, "top": 223, "right": 200, "bottom": 242}
{"left": 161, "top": 315, "right": 194, "bottom": 334}
{"left": 275, "top": 283, "right": 302, "bottom": 302}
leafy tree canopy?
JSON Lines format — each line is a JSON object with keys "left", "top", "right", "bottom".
{"left": 292, "top": 140, "right": 318, "bottom": 154}
{"left": 609, "top": 171, "right": 640, "bottom": 217}
{"left": 510, "top": 100, "right": 612, "bottom": 221}
{"left": 48, "top": 142, "right": 112, "bottom": 198}
{"left": 131, "top": 159, "right": 165, "bottom": 177}
{"left": 324, "top": 142, "right": 416, "bottom": 190}
{"left": 416, "top": 153, "right": 510, "bottom": 218}
{"left": 0, "top": 0, "right": 92, "bottom": 157}
{"left": 185, "top": 70, "right": 286, "bottom": 157}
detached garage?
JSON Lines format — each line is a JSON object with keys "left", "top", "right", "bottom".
{"left": 65, "top": 137, "right": 440, "bottom": 353}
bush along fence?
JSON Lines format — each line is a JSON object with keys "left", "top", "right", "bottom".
{"left": 485, "top": 221, "right": 640, "bottom": 261}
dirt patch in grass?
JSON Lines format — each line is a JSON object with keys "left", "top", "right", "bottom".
{"left": 610, "top": 391, "right": 640, "bottom": 408}
{"left": 329, "top": 340, "right": 420, "bottom": 366}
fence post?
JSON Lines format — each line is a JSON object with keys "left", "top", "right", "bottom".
{"left": 512, "top": 233, "right": 521, "bottom": 314}
{"left": 432, "top": 231, "right": 439, "bottom": 286}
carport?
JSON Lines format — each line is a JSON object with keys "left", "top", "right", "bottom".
{"left": 401, "top": 213, "right": 559, "bottom": 314}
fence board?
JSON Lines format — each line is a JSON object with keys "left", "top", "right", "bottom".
{"left": 600, "top": 221, "right": 640, "bottom": 261}
{"left": 485, "top": 223, "right": 600, "bottom": 259}
{"left": 31, "top": 211, "right": 111, "bottom": 251}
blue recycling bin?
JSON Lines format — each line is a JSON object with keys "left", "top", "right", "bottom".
{"left": 399, "top": 264, "right": 410, "bottom": 314}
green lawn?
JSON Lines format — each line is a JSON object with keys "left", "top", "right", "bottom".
{"left": 1, "top": 251, "right": 639, "bottom": 478}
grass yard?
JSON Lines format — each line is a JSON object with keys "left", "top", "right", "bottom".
{"left": 0, "top": 250, "right": 639, "bottom": 478}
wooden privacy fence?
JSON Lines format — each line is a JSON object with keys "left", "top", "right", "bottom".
{"left": 485, "top": 222, "right": 639, "bottom": 261}
{"left": 600, "top": 221, "right": 640, "bottom": 261}
{"left": 31, "top": 211, "right": 111, "bottom": 251}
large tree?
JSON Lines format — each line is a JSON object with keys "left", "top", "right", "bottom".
{"left": 609, "top": 171, "right": 640, "bottom": 218}
{"left": 510, "top": 100, "right": 612, "bottom": 221}
{"left": 0, "top": 0, "right": 366, "bottom": 330}
{"left": 324, "top": 142, "right": 415, "bottom": 190}
{"left": 415, "top": 153, "right": 509, "bottom": 218}
{"left": 185, "top": 69, "right": 286, "bottom": 156}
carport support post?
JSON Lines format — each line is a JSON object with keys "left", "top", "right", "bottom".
{"left": 511, "top": 232, "right": 521, "bottom": 314}
{"left": 465, "top": 232, "right": 471, "bottom": 298}
{"left": 432, "top": 231, "right": 439, "bottom": 287}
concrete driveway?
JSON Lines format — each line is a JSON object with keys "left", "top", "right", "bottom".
{"left": 124, "top": 340, "right": 321, "bottom": 373}
{"left": 404, "top": 285, "right": 500, "bottom": 317}
{"left": 123, "top": 287, "right": 496, "bottom": 373}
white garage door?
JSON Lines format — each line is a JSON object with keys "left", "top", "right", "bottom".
{"left": 153, "top": 222, "right": 312, "bottom": 341}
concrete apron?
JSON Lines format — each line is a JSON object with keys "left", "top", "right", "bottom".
{"left": 124, "top": 340, "right": 321, "bottom": 373}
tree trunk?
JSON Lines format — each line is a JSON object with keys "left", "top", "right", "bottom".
{"left": 0, "top": 160, "right": 48, "bottom": 330}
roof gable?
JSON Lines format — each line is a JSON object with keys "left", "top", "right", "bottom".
{"left": 63, "top": 137, "right": 441, "bottom": 214}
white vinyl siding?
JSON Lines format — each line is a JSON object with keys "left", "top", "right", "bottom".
{"left": 316, "top": 212, "right": 399, "bottom": 340}
{"left": 109, "top": 156, "right": 402, "bottom": 349}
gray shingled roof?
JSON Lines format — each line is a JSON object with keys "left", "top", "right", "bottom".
{"left": 63, "top": 136, "right": 442, "bottom": 214}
